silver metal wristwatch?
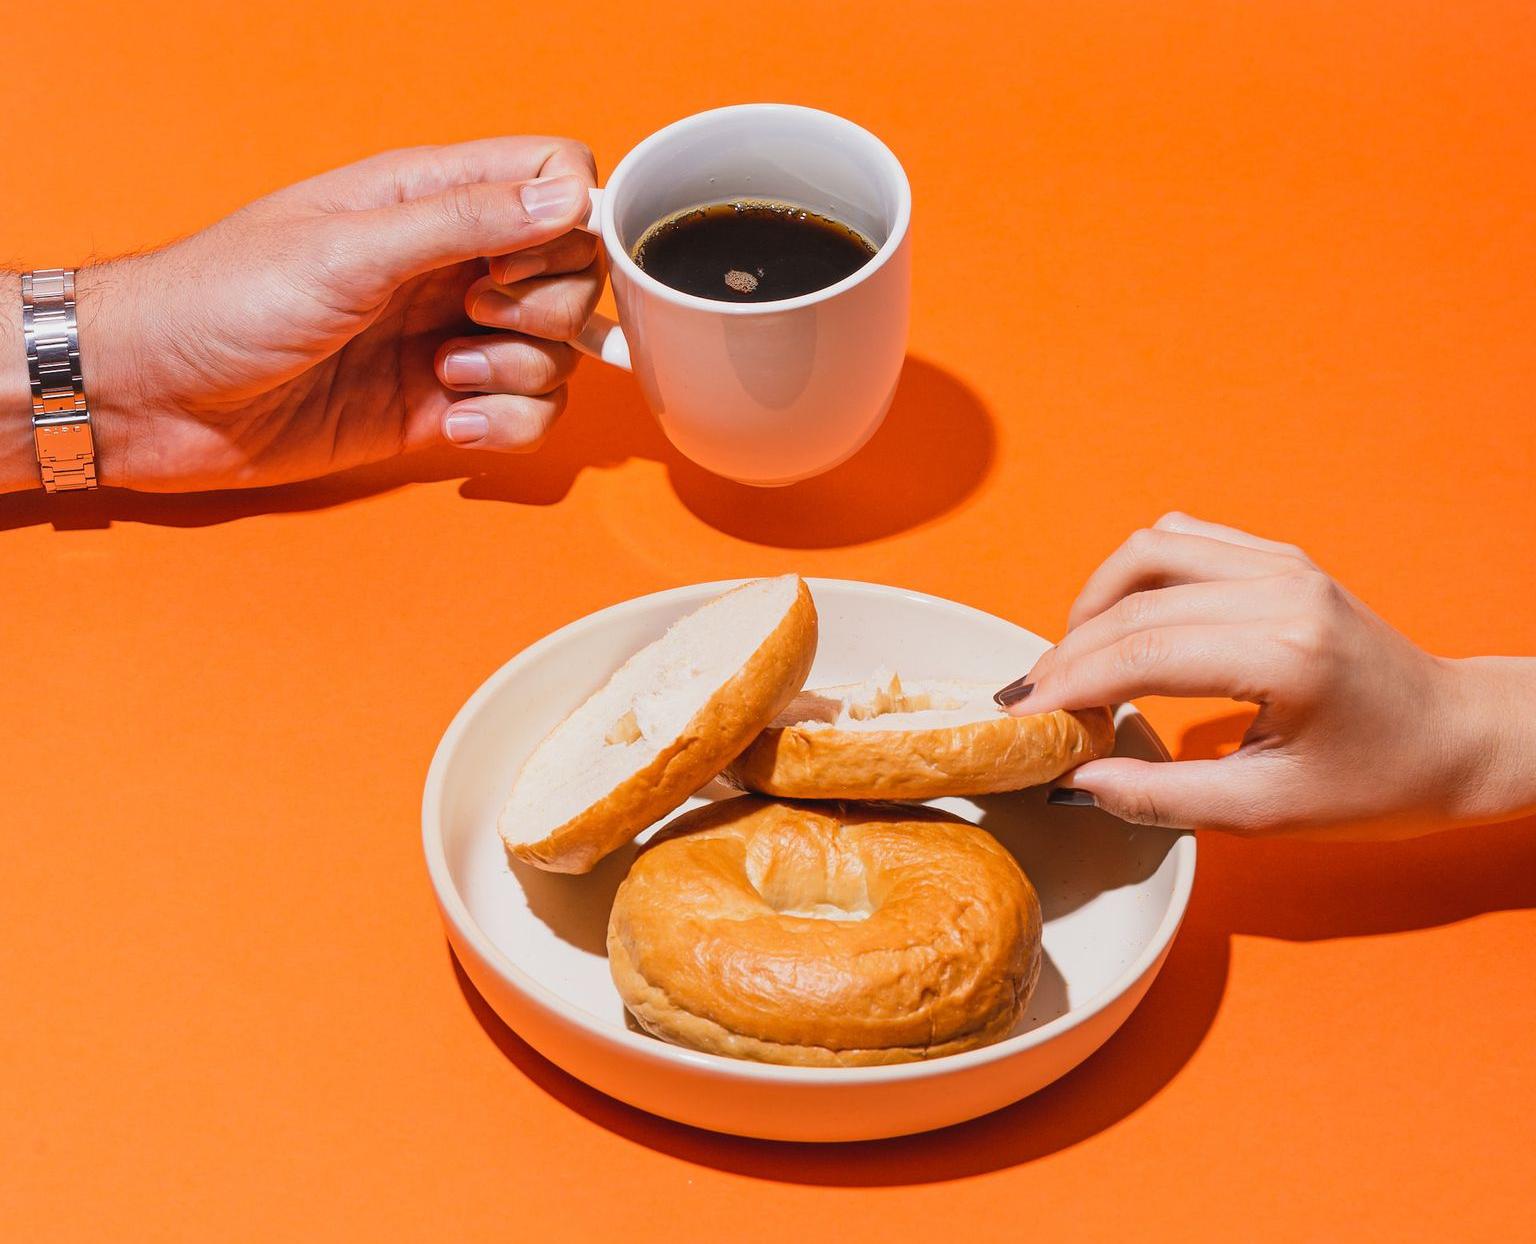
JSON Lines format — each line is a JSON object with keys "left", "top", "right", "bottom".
{"left": 21, "top": 268, "right": 99, "bottom": 492}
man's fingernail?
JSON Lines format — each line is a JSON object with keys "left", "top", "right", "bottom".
{"left": 494, "top": 253, "right": 548, "bottom": 285}
{"left": 1046, "top": 788, "right": 1096, "bottom": 808}
{"left": 471, "top": 292, "right": 518, "bottom": 326}
{"left": 442, "top": 349, "right": 491, "bottom": 388}
{"left": 520, "top": 175, "right": 583, "bottom": 221}
{"left": 444, "top": 410, "right": 491, "bottom": 445}
{"left": 994, "top": 678, "right": 1035, "bottom": 708}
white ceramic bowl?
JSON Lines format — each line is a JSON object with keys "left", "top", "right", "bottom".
{"left": 423, "top": 579, "right": 1195, "bottom": 1142}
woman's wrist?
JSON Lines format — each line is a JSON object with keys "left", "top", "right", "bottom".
{"left": 1441, "top": 655, "right": 1536, "bottom": 826}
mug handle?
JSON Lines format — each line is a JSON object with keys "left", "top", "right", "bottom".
{"left": 571, "top": 187, "right": 632, "bottom": 371}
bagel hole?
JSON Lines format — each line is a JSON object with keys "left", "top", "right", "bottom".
{"left": 744, "top": 847, "right": 875, "bottom": 922}
{"left": 776, "top": 900, "right": 872, "bottom": 922}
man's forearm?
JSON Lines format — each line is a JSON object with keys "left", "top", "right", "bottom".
{"left": 0, "top": 272, "right": 43, "bottom": 492}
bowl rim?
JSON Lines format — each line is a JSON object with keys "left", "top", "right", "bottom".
{"left": 421, "top": 577, "right": 1197, "bottom": 1085}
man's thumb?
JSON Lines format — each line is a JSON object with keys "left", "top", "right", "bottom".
{"left": 343, "top": 173, "right": 591, "bottom": 287}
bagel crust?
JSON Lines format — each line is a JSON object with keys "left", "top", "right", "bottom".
{"left": 607, "top": 798, "right": 1043, "bottom": 1067}
{"left": 728, "top": 679, "right": 1115, "bottom": 801}
{"left": 501, "top": 578, "right": 818, "bottom": 874}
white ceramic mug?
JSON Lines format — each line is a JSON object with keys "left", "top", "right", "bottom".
{"left": 575, "top": 104, "right": 911, "bottom": 486}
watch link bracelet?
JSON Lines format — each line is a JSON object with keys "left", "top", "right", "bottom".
{"left": 21, "top": 268, "right": 99, "bottom": 492}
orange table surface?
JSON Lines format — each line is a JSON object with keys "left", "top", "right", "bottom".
{"left": 2, "top": 2, "right": 1533, "bottom": 1239}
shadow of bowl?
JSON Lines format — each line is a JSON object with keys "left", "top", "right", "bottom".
{"left": 449, "top": 915, "right": 1230, "bottom": 1187}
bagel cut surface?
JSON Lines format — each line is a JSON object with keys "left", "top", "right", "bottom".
{"left": 500, "top": 576, "right": 818, "bottom": 874}
{"left": 607, "top": 797, "right": 1043, "bottom": 1066}
{"left": 727, "top": 673, "right": 1114, "bottom": 801}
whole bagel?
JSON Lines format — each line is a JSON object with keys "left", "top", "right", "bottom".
{"left": 607, "top": 797, "right": 1043, "bottom": 1067}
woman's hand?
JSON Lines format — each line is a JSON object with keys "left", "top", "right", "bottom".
{"left": 998, "top": 512, "right": 1536, "bottom": 838}
{"left": 6, "top": 136, "right": 604, "bottom": 492}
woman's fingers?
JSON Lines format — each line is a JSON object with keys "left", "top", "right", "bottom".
{"left": 1067, "top": 527, "right": 1311, "bottom": 630}
{"left": 440, "top": 388, "right": 567, "bottom": 452}
{"left": 467, "top": 269, "right": 604, "bottom": 343}
{"left": 434, "top": 334, "right": 577, "bottom": 396}
{"left": 1029, "top": 573, "right": 1329, "bottom": 690}
{"left": 1008, "top": 622, "right": 1299, "bottom": 714}
{"left": 1048, "top": 754, "right": 1291, "bottom": 832}
{"left": 1153, "top": 511, "right": 1314, "bottom": 561}
{"left": 488, "top": 230, "right": 599, "bottom": 284}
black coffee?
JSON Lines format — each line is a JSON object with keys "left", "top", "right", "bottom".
{"left": 631, "top": 201, "right": 877, "bottom": 303}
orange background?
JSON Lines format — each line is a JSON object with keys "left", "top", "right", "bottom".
{"left": 2, "top": 1, "right": 1534, "bottom": 1239}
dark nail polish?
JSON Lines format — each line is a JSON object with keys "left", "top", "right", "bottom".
{"left": 1046, "top": 788, "right": 1096, "bottom": 808}
{"left": 994, "top": 678, "right": 1035, "bottom": 708}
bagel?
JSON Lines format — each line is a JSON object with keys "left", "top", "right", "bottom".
{"left": 607, "top": 797, "right": 1042, "bottom": 1066}
{"left": 500, "top": 576, "right": 818, "bottom": 873}
{"left": 727, "top": 672, "right": 1114, "bottom": 800}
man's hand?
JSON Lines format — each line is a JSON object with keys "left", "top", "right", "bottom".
{"left": 3, "top": 136, "right": 604, "bottom": 492}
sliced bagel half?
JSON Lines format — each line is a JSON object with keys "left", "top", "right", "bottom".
{"left": 726, "top": 671, "right": 1114, "bottom": 801}
{"left": 500, "top": 575, "right": 818, "bottom": 873}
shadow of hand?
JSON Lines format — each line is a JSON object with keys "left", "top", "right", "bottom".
{"left": 2, "top": 356, "right": 994, "bottom": 551}
{"left": 1176, "top": 712, "right": 1536, "bottom": 941}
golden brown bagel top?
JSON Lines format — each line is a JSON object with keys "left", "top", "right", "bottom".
{"left": 607, "top": 797, "right": 1043, "bottom": 1066}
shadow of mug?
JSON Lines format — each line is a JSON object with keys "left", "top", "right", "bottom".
{"left": 463, "top": 353, "right": 996, "bottom": 548}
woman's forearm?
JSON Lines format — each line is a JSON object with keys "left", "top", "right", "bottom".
{"left": 1446, "top": 655, "right": 1536, "bottom": 826}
